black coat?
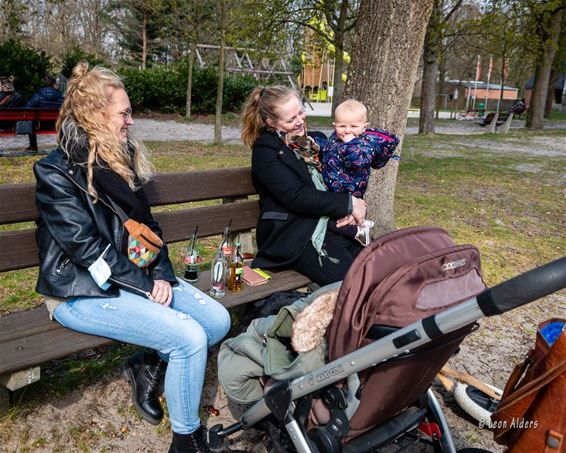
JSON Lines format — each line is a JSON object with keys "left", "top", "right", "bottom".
{"left": 251, "top": 130, "right": 351, "bottom": 269}
{"left": 34, "top": 148, "right": 176, "bottom": 299}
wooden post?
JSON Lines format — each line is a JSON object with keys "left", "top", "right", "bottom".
{"left": 0, "top": 386, "right": 10, "bottom": 412}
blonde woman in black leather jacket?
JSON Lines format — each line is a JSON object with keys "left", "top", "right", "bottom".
{"left": 34, "top": 62, "right": 230, "bottom": 453}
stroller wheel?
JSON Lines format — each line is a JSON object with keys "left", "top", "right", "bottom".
{"left": 453, "top": 382, "right": 501, "bottom": 426}
{"left": 307, "top": 426, "right": 340, "bottom": 453}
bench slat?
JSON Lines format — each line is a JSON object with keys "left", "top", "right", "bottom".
{"left": 0, "top": 108, "right": 59, "bottom": 121}
{"left": 0, "top": 168, "right": 255, "bottom": 225}
{"left": 155, "top": 199, "right": 259, "bottom": 243}
{"left": 0, "top": 200, "right": 259, "bottom": 272}
{"left": 0, "top": 183, "right": 36, "bottom": 224}
{"left": 0, "top": 269, "right": 311, "bottom": 375}
{"left": 0, "top": 305, "right": 54, "bottom": 343}
{"left": 1, "top": 328, "right": 113, "bottom": 376}
{"left": 146, "top": 168, "right": 256, "bottom": 206}
{"left": 0, "top": 229, "right": 38, "bottom": 272}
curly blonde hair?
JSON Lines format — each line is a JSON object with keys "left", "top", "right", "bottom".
{"left": 57, "top": 62, "right": 153, "bottom": 199}
{"left": 240, "top": 85, "right": 299, "bottom": 148}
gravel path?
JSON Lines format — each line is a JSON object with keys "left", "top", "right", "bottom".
{"left": 1, "top": 117, "right": 546, "bottom": 152}
{"left": 0, "top": 119, "right": 244, "bottom": 152}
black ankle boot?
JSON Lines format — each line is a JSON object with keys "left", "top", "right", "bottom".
{"left": 169, "top": 426, "right": 209, "bottom": 453}
{"left": 120, "top": 349, "right": 167, "bottom": 425}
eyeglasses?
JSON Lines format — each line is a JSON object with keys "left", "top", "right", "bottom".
{"left": 119, "top": 108, "right": 133, "bottom": 121}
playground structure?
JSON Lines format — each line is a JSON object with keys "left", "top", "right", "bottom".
{"left": 193, "top": 44, "right": 299, "bottom": 92}
{"left": 300, "top": 40, "right": 336, "bottom": 103}
{"left": 192, "top": 43, "right": 336, "bottom": 103}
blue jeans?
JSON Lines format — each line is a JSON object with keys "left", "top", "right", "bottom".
{"left": 54, "top": 278, "right": 231, "bottom": 434}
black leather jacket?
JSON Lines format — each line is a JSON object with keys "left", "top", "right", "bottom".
{"left": 34, "top": 148, "right": 176, "bottom": 299}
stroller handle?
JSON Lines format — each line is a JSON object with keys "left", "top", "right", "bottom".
{"left": 477, "top": 256, "right": 566, "bottom": 316}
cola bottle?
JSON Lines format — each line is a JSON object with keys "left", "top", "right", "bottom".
{"left": 183, "top": 226, "right": 199, "bottom": 282}
{"left": 183, "top": 246, "right": 199, "bottom": 283}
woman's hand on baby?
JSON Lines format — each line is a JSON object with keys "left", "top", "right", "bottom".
{"left": 336, "top": 214, "right": 357, "bottom": 227}
{"left": 336, "top": 197, "right": 366, "bottom": 227}
{"left": 151, "top": 279, "right": 173, "bottom": 307}
{"left": 351, "top": 196, "right": 367, "bottom": 225}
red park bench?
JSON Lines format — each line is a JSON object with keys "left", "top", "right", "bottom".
{"left": 0, "top": 108, "right": 59, "bottom": 136}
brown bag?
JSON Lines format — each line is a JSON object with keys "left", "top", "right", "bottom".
{"left": 106, "top": 197, "right": 163, "bottom": 268}
{"left": 124, "top": 218, "right": 163, "bottom": 268}
{"left": 492, "top": 318, "right": 566, "bottom": 452}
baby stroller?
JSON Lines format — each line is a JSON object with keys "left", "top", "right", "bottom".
{"left": 212, "top": 226, "right": 566, "bottom": 452}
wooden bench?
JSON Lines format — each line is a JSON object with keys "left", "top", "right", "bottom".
{"left": 0, "top": 108, "right": 59, "bottom": 136}
{"left": 477, "top": 112, "right": 514, "bottom": 134}
{"left": 0, "top": 166, "right": 311, "bottom": 403}
{"left": 476, "top": 111, "right": 511, "bottom": 128}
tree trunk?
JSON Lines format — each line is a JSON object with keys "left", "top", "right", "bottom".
{"left": 331, "top": 0, "right": 349, "bottom": 114}
{"left": 332, "top": 33, "right": 346, "bottom": 114}
{"left": 186, "top": 39, "right": 196, "bottom": 119}
{"left": 346, "top": 0, "right": 433, "bottom": 236}
{"left": 142, "top": 14, "right": 148, "bottom": 70}
{"left": 544, "top": 69, "right": 558, "bottom": 118}
{"left": 420, "top": 46, "right": 438, "bottom": 134}
{"left": 526, "top": 6, "right": 564, "bottom": 130}
{"left": 214, "top": 0, "right": 226, "bottom": 144}
{"left": 437, "top": 48, "right": 447, "bottom": 119}
{"left": 498, "top": 56, "right": 506, "bottom": 112}
{"left": 419, "top": 0, "right": 440, "bottom": 134}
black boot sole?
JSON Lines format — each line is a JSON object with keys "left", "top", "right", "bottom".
{"left": 120, "top": 362, "right": 163, "bottom": 425}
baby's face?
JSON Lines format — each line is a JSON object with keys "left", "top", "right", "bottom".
{"left": 333, "top": 111, "right": 368, "bottom": 143}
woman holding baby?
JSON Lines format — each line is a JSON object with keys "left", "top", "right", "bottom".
{"left": 241, "top": 85, "right": 366, "bottom": 285}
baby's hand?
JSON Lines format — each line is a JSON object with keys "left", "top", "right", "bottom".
{"left": 336, "top": 215, "right": 355, "bottom": 227}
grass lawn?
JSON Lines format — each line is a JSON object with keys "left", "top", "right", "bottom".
{"left": 0, "top": 128, "right": 564, "bottom": 440}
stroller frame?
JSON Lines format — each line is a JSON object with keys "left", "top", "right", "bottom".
{"left": 209, "top": 257, "right": 566, "bottom": 453}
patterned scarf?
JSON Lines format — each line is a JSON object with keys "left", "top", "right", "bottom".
{"left": 275, "top": 129, "right": 323, "bottom": 172}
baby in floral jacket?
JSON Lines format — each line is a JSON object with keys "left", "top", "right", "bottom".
{"left": 316, "top": 99, "right": 400, "bottom": 198}
{"left": 314, "top": 99, "right": 399, "bottom": 244}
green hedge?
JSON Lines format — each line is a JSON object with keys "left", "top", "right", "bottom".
{"left": 0, "top": 39, "right": 258, "bottom": 114}
{"left": 0, "top": 39, "right": 52, "bottom": 99}
{"left": 120, "top": 63, "right": 259, "bottom": 114}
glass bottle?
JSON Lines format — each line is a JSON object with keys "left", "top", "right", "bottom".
{"left": 210, "top": 247, "right": 227, "bottom": 298}
{"left": 183, "top": 235, "right": 199, "bottom": 283}
{"left": 228, "top": 235, "right": 244, "bottom": 292}
{"left": 220, "top": 226, "right": 232, "bottom": 267}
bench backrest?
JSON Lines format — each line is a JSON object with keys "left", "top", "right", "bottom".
{"left": 0, "top": 108, "right": 60, "bottom": 122}
{"left": 0, "top": 167, "right": 259, "bottom": 273}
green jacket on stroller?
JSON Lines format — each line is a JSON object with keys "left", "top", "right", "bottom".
{"left": 218, "top": 282, "right": 341, "bottom": 404}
